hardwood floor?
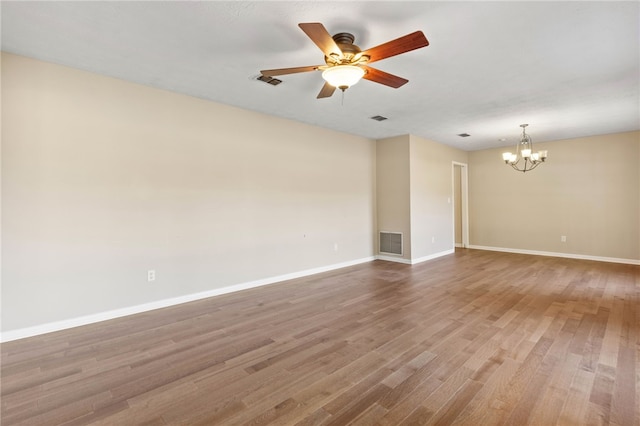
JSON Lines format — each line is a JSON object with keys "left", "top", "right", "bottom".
{"left": 2, "top": 249, "right": 639, "bottom": 425}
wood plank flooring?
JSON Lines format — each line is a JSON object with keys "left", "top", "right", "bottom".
{"left": 2, "top": 249, "right": 639, "bottom": 425}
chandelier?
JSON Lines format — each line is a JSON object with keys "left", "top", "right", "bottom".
{"left": 502, "top": 124, "right": 548, "bottom": 172}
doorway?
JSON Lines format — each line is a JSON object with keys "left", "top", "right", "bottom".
{"left": 452, "top": 162, "right": 469, "bottom": 248}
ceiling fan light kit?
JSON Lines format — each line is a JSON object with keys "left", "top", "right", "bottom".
{"left": 260, "top": 22, "right": 429, "bottom": 99}
{"left": 502, "top": 124, "right": 548, "bottom": 173}
{"left": 321, "top": 65, "right": 365, "bottom": 90}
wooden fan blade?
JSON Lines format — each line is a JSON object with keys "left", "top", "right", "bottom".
{"left": 361, "top": 65, "right": 408, "bottom": 88}
{"left": 299, "top": 23, "right": 343, "bottom": 58}
{"left": 361, "top": 31, "right": 429, "bottom": 64}
{"left": 260, "top": 65, "right": 322, "bottom": 77}
{"left": 317, "top": 82, "right": 337, "bottom": 99}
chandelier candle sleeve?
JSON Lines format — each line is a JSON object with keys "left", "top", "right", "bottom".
{"left": 501, "top": 124, "right": 548, "bottom": 173}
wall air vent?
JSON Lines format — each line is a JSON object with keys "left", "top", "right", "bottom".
{"left": 371, "top": 115, "right": 388, "bottom": 122}
{"left": 379, "top": 231, "right": 403, "bottom": 255}
{"left": 257, "top": 75, "right": 283, "bottom": 86}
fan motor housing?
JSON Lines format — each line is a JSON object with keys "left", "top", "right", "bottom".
{"left": 327, "top": 32, "right": 362, "bottom": 63}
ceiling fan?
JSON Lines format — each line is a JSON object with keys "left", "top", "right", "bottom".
{"left": 260, "top": 23, "right": 429, "bottom": 99}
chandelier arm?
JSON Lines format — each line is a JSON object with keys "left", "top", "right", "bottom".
{"left": 528, "top": 161, "right": 541, "bottom": 171}
{"left": 510, "top": 158, "right": 543, "bottom": 173}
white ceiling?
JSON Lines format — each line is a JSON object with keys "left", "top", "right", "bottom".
{"left": 2, "top": 1, "right": 639, "bottom": 151}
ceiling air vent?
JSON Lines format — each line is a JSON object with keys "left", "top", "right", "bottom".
{"left": 371, "top": 115, "right": 388, "bottom": 122}
{"left": 379, "top": 231, "right": 403, "bottom": 256}
{"left": 457, "top": 133, "right": 471, "bottom": 137}
{"left": 257, "top": 75, "right": 282, "bottom": 86}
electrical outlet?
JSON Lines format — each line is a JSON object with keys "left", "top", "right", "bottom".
{"left": 147, "top": 270, "right": 156, "bottom": 282}
{"left": 432, "top": 236, "right": 436, "bottom": 243}
{"left": 561, "top": 236, "right": 567, "bottom": 243}
{"left": 334, "top": 243, "right": 338, "bottom": 252}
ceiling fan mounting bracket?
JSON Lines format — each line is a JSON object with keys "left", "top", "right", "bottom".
{"left": 332, "top": 32, "right": 355, "bottom": 45}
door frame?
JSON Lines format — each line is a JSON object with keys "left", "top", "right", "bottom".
{"left": 452, "top": 162, "right": 469, "bottom": 248}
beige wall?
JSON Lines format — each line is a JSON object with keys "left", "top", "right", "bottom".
{"left": 2, "top": 53, "right": 376, "bottom": 331}
{"left": 468, "top": 131, "right": 640, "bottom": 261}
{"left": 4, "top": 51, "right": 638, "bottom": 334}
{"left": 409, "top": 135, "right": 468, "bottom": 259}
{"left": 376, "top": 135, "right": 411, "bottom": 260}
{"left": 376, "top": 134, "right": 468, "bottom": 262}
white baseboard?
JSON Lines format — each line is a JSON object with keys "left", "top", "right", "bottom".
{"left": 375, "top": 248, "right": 454, "bottom": 265}
{"left": 375, "top": 255, "right": 412, "bottom": 264}
{"left": 468, "top": 245, "right": 640, "bottom": 265}
{"left": 0, "top": 256, "right": 376, "bottom": 343}
{"left": 409, "top": 249, "right": 455, "bottom": 264}
{"left": 8, "top": 246, "right": 633, "bottom": 343}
